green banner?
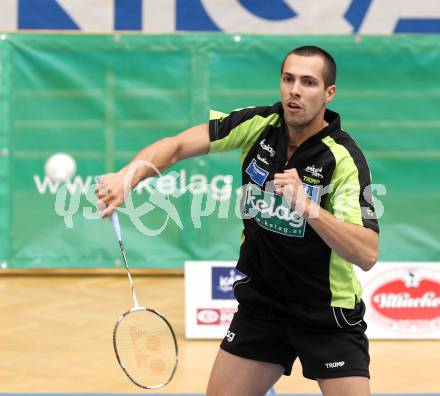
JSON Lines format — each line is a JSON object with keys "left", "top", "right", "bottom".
{"left": 0, "top": 34, "right": 439, "bottom": 269}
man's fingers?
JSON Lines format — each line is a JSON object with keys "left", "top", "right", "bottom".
{"left": 94, "top": 184, "right": 109, "bottom": 199}
{"left": 275, "top": 182, "right": 294, "bottom": 191}
{"left": 95, "top": 185, "right": 120, "bottom": 204}
{"left": 274, "top": 179, "right": 289, "bottom": 189}
{"left": 97, "top": 200, "right": 115, "bottom": 218}
{"left": 274, "top": 176, "right": 297, "bottom": 183}
{"left": 274, "top": 177, "right": 296, "bottom": 187}
{"left": 274, "top": 170, "right": 299, "bottom": 180}
{"left": 94, "top": 173, "right": 124, "bottom": 219}
{"left": 96, "top": 198, "right": 107, "bottom": 213}
{"left": 97, "top": 193, "right": 123, "bottom": 217}
{"left": 283, "top": 168, "right": 299, "bottom": 174}
{"left": 101, "top": 205, "right": 115, "bottom": 218}
{"left": 273, "top": 174, "right": 289, "bottom": 183}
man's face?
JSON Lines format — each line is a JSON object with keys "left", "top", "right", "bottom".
{"left": 280, "top": 54, "right": 335, "bottom": 129}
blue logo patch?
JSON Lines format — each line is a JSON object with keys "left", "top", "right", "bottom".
{"left": 245, "top": 159, "right": 269, "bottom": 186}
{"left": 211, "top": 267, "right": 245, "bottom": 300}
{"left": 303, "top": 183, "right": 320, "bottom": 202}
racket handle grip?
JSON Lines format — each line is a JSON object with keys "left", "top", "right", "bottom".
{"left": 96, "top": 175, "right": 122, "bottom": 242}
{"left": 110, "top": 211, "right": 122, "bottom": 242}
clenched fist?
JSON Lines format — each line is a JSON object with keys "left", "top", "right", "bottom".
{"left": 95, "top": 171, "right": 129, "bottom": 218}
{"left": 273, "top": 168, "right": 310, "bottom": 215}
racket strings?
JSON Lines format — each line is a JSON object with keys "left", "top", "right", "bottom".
{"left": 114, "top": 309, "right": 177, "bottom": 387}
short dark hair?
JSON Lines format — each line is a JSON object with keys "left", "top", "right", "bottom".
{"left": 280, "top": 46, "right": 337, "bottom": 88}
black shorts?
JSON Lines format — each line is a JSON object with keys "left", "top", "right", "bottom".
{"left": 220, "top": 276, "right": 370, "bottom": 380}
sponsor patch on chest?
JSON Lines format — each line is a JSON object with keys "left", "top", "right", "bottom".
{"left": 245, "top": 159, "right": 269, "bottom": 186}
{"left": 304, "top": 164, "right": 324, "bottom": 179}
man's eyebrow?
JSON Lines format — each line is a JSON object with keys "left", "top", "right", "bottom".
{"left": 282, "top": 72, "right": 319, "bottom": 80}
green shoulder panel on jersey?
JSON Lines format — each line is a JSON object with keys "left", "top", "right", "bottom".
{"left": 209, "top": 107, "right": 281, "bottom": 164}
{"left": 322, "top": 135, "right": 363, "bottom": 226}
{"left": 322, "top": 135, "right": 363, "bottom": 308}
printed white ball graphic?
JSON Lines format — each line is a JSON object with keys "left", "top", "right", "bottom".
{"left": 44, "top": 153, "right": 77, "bottom": 182}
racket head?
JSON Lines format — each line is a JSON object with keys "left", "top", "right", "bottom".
{"left": 113, "top": 307, "right": 179, "bottom": 389}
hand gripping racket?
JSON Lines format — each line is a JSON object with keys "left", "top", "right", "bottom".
{"left": 106, "top": 209, "right": 179, "bottom": 389}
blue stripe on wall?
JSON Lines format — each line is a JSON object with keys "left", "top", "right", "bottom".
{"left": 395, "top": 19, "right": 440, "bottom": 33}
{"left": 115, "top": 0, "right": 142, "bottom": 30}
{"left": 18, "top": 0, "right": 79, "bottom": 30}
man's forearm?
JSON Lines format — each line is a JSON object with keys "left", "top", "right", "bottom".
{"left": 96, "top": 124, "right": 210, "bottom": 218}
{"left": 121, "top": 124, "right": 210, "bottom": 189}
{"left": 304, "top": 199, "right": 379, "bottom": 271}
{"left": 121, "top": 137, "right": 181, "bottom": 189}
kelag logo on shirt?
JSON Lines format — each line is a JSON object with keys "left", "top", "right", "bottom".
{"left": 243, "top": 183, "right": 319, "bottom": 237}
{"left": 211, "top": 267, "right": 245, "bottom": 299}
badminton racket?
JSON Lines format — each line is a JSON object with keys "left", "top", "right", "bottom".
{"left": 96, "top": 176, "right": 178, "bottom": 389}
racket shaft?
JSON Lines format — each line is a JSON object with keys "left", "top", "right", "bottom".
{"left": 118, "top": 243, "right": 139, "bottom": 308}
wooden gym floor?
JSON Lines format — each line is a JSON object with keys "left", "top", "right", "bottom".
{"left": 0, "top": 274, "right": 439, "bottom": 394}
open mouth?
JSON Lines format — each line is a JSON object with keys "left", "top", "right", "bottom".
{"left": 287, "top": 102, "right": 303, "bottom": 111}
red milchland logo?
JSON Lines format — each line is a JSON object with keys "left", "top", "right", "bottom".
{"left": 366, "top": 268, "right": 440, "bottom": 333}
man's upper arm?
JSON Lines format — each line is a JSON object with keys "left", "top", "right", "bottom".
{"left": 322, "top": 136, "right": 380, "bottom": 233}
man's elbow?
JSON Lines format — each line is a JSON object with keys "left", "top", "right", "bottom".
{"left": 359, "top": 250, "right": 378, "bottom": 271}
{"left": 358, "top": 230, "right": 379, "bottom": 271}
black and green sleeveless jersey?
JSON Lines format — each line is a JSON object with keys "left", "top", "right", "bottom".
{"left": 208, "top": 102, "right": 379, "bottom": 309}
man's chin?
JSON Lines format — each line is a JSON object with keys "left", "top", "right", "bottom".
{"left": 285, "top": 115, "right": 308, "bottom": 128}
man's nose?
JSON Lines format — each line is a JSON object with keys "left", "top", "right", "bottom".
{"left": 289, "top": 80, "right": 301, "bottom": 97}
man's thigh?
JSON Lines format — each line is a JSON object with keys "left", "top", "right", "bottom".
{"left": 207, "top": 349, "right": 284, "bottom": 396}
{"left": 318, "top": 376, "right": 370, "bottom": 396}
{"left": 291, "top": 302, "right": 370, "bottom": 380}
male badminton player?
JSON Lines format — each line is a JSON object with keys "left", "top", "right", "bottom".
{"left": 96, "top": 46, "right": 379, "bottom": 396}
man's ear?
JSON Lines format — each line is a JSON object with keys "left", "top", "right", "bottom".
{"left": 325, "top": 85, "right": 336, "bottom": 104}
